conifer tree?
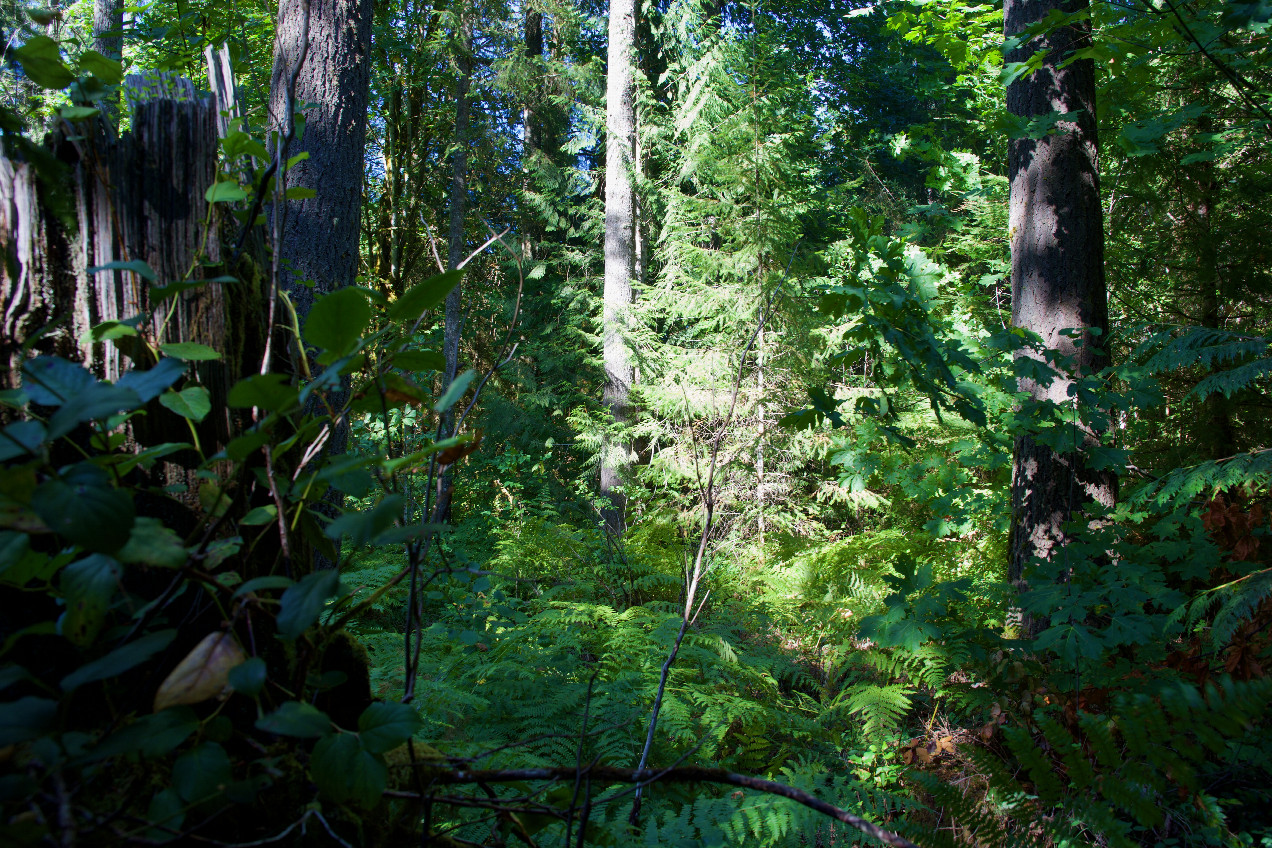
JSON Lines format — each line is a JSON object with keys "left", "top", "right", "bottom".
{"left": 1003, "top": 0, "right": 1116, "bottom": 627}
{"left": 602, "top": 0, "right": 639, "bottom": 536}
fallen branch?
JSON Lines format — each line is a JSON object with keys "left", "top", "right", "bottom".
{"left": 387, "top": 763, "right": 921, "bottom": 848}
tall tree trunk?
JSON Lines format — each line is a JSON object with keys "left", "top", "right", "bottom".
{"left": 440, "top": 12, "right": 473, "bottom": 521}
{"left": 602, "top": 0, "right": 638, "bottom": 537}
{"left": 1004, "top": 0, "right": 1116, "bottom": 631}
{"left": 268, "top": 0, "right": 373, "bottom": 567}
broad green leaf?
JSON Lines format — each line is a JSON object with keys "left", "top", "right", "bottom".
{"left": 255, "top": 701, "right": 331, "bottom": 737}
{"left": 21, "top": 356, "right": 95, "bottom": 406}
{"left": 205, "top": 181, "right": 247, "bottom": 203}
{"left": 145, "top": 788, "right": 184, "bottom": 843}
{"left": 311, "top": 733, "right": 386, "bottom": 807}
{"left": 159, "top": 386, "right": 211, "bottom": 423}
{"left": 32, "top": 464, "right": 134, "bottom": 553}
{"left": 227, "top": 657, "right": 266, "bottom": 697}
{"left": 238, "top": 505, "right": 277, "bottom": 526}
{"left": 172, "top": 742, "right": 232, "bottom": 802}
{"left": 46, "top": 382, "right": 141, "bottom": 439}
{"left": 116, "top": 517, "right": 187, "bottom": 569}
{"left": 357, "top": 702, "right": 422, "bottom": 754}
{"left": 232, "top": 575, "right": 293, "bottom": 598}
{"left": 275, "top": 569, "right": 341, "bottom": 639}
{"left": 0, "top": 696, "right": 58, "bottom": 746}
{"left": 393, "top": 348, "right": 446, "bottom": 372}
{"left": 305, "top": 288, "right": 372, "bottom": 356}
{"left": 324, "top": 496, "right": 403, "bottom": 547}
{"left": 388, "top": 269, "right": 462, "bottom": 323}
{"left": 61, "top": 629, "right": 175, "bottom": 692}
{"left": 227, "top": 374, "right": 298, "bottom": 412}
{"left": 76, "top": 49, "right": 123, "bottom": 84}
{"left": 86, "top": 708, "right": 199, "bottom": 761}
{"left": 117, "top": 359, "right": 187, "bottom": 403}
{"left": 433, "top": 369, "right": 475, "bottom": 412}
{"left": 0, "top": 421, "right": 46, "bottom": 462}
{"left": 58, "top": 105, "right": 100, "bottom": 121}
{"left": 86, "top": 260, "right": 157, "bottom": 281}
{"left": 159, "top": 342, "right": 221, "bottom": 361}
{"left": 13, "top": 36, "right": 73, "bottom": 89}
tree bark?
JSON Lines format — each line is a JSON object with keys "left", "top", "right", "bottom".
{"left": 438, "top": 12, "right": 473, "bottom": 521}
{"left": 268, "top": 0, "right": 373, "bottom": 323}
{"left": 268, "top": 0, "right": 373, "bottom": 566}
{"left": 602, "top": 0, "right": 638, "bottom": 537}
{"left": 92, "top": 0, "right": 123, "bottom": 60}
{"left": 1004, "top": 0, "right": 1116, "bottom": 628}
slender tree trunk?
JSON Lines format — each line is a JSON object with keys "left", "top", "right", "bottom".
{"left": 602, "top": 0, "right": 638, "bottom": 537}
{"left": 439, "top": 12, "right": 473, "bottom": 521}
{"left": 268, "top": 0, "right": 373, "bottom": 567}
{"left": 1191, "top": 115, "right": 1237, "bottom": 460}
{"left": 1004, "top": 0, "right": 1116, "bottom": 631}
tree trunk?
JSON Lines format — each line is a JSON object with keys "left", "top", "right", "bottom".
{"left": 602, "top": 0, "right": 638, "bottom": 537}
{"left": 268, "top": 0, "right": 373, "bottom": 565}
{"left": 93, "top": 0, "right": 123, "bottom": 60}
{"left": 439, "top": 13, "right": 473, "bottom": 521}
{"left": 1004, "top": 0, "right": 1116, "bottom": 630}
{"left": 268, "top": 0, "right": 373, "bottom": 323}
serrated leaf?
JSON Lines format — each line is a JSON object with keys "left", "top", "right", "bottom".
{"left": 57, "top": 554, "right": 120, "bottom": 646}
{"left": 116, "top": 517, "right": 187, "bottom": 568}
{"left": 32, "top": 464, "right": 134, "bottom": 553}
{"left": 255, "top": 700, "right": 331, "bottom": 737}
{"left": 276, "top": 569, "right": 341, "bottom": 639}
{"left": 153, "top": 632, "right": 245, "bottom": 712}
{"left": 158, "top": 386, "right": 211, "bottom": 423}
{"left": 357, "top": 702, "right": 422, "bottom": 754}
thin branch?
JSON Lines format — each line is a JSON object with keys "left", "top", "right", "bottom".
{"left": 391, "top": 764, "right": 920, "bottom": 848}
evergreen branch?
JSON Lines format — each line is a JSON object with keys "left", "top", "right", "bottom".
{"left": 390, "top": 765, "right": 921, "bottom": 848}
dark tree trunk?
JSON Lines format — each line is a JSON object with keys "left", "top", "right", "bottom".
{"left": 602, "top": 0, "right": 638, "bottom": 538}
{"left": 268, "top": 0, "right": 374, "bottom": 566}
{"left": 268, "top": 0, "right": 373, "bottom": 323}
{"left": 1004, "top": 0, "right": 1117, "bottom": 629}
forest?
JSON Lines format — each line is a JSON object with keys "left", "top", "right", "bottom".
{"left": 1, "top": 0, "right": 1270, "bottom": 842}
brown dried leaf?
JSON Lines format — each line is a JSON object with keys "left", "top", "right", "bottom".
{"left": 937, "top": 735, "right": 956, "bottom": 754}
{"left": 153, "top": 632, "right": 245, "bottom": 713}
